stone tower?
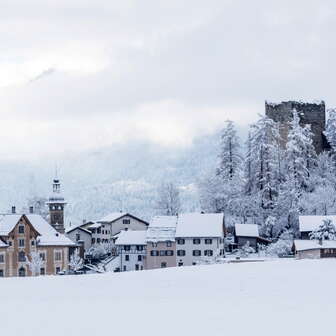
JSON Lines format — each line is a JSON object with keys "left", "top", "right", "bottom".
{"left": 46, "top": 178, "right": 67, "bottom": 234}
{"left": 265, "top": 100, "right": 329, "bottom": 154}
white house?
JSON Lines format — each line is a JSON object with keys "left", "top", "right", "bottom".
{"left": 115, "top": 230, "right": 147, "bottom": 272}
{"left": 66, "top": 226, "right": 92, "bottom": 252}
{"left": 175, "top": 213, "right": 225, "bottom": 267}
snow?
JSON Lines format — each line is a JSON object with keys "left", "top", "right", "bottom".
{"left": 1, "top": 259, "right": 336, "bottom": 336}
{"left": 175, "top": 213, "right": 224, "bottom": 238}
{"left": 299, "top": 216, "right": 336, "bottom": 232}
{"left": 235, "top": 223, "right": 259, "bottom": 237}
{"left": 0, "top": 214, "right": 76, "bottom": 246}
{"left": 0, "top": 239, "right": 7, "bottom": 247}
{"left": 99, "top": 212, "right": 127, "bottom": 223}
{"left": 86, "top": 222, "right": 102, "bottom": 229}
{"left": 294, "top": 239, "right": 336, "bottom": 251}
{"left": 150, "top": 215, "right": 178, "bottom": 228}
{"left": 146, "top": 227, "right": 176, "bottom": 242}
{"left": 115, "top": 230, "right": 147, "bottom": 245}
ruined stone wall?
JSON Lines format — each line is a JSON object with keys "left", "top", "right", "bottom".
{"left": 265, "top": 101, "right": 326, "bottom": 154}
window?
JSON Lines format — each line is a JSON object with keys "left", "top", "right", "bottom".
{"left": 123, "top": 219, "right": 131, "bottom": 225}
{"left": 150, "top": 250, "right": 159, "bottom": 256}
{"left": 166, "top": 241, "right": 172, "bottom": 247}
{"left": 54, "top": 251, "right": 62, "bottom": 261}
{"left": 19, "top": 267, "right": 26, "bottom": 277}
{"left": 124, "top": 245, "right": 131, "bottom": 251}
{"left": 55, "top": 267, "right": 61, "bottom": 274}
{"left": 0, "top": 254, "right": 4, "bottom": 263}
{"left": 152, "top": 243, "right": 157, "bottom": 248}
{"left": 178, "top": 262, "right": 183, "bottom": 267}
{"left": 97, "top": 228, "right": 101, "bottom": 234}
{"left": 138, "top": 255, "right": 142, "bottom": 262}
{"left": 40, "top": 268, "right": 45, "bottom": 275}
{"left": 123, "top": 266, "right": 127, "bottom": 272}
{"left": 92, "top": 238, "right": 96, "bottom": 244}
{"left": 161, "top": 262, "right": 167, "bottom": 268}
{"left": 18, "top": 251, "right": 25, "bottom": 262}
{"left": 135, "top": 264, "right": 139, "bottom": 271}
{"left": 193, "top": 239, "right": 201, "bottom": 245}
{"left": 31, "top": 240, "right": 35, "bottom": 246}
{"left": 125, "top": 255, "right": 129, "bottom": 261}
{"left": 18, "top": 225, "right": 25, "bottom": 234}
{"left": 76, "top": 233, "right": 80, "bottom": 241}
{"left": 8, "top": 241, "right": 12, "bottom": 247}
{"left": 159, "top": 250, "right": 165, "bottom": 256}
{"left": 19, "top": 239, "right": 25, "bottom": 247}
{"left": 39, "top": 253, "right": 45, "bottom": 261}
{"left": 192, "top": 250, "right": 201, "bottom": 256}
{"left": 97, "top": 238, "right": 101, "bottom": 243}
{"left": 205, "top": 239, "right": 213, "bottom": 245}
{"left": 177, "top": 250, "right": 186, "bottom": 256}
{"left": 0, "top": 269, "right": 3, "bottom": 277}
{"left": 136, "top": 245, "right": 143, "bottom": 251}
{"left": 204, "top": 250, "right": 213, "bottom": 256}
{"left": 166, "top": 250, "right": 174, "bottom": 256}
{"left": 177, "top": 239, "right": 185, "bottom": 245}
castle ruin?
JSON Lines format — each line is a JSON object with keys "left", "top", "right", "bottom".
{"left": 265, "top": 100, "right": 330, "bottom": 154}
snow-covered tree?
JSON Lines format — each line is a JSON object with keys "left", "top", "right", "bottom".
{"left": 309, "top": 218, "right": 336, "bottom": 240}
{"left": 325, "top": 108, "right": 336, "bottom": 151}
{"left": 156, "top": 182, "right": 181, "bottom": 216}
{"left": 87, "top": 244, "right": 107, "bottom": 259}
{"left": 245, "top": 115, "right": 281, "bottom": 209}
{"left": 69, "top": 249, "right": 84, "bottom": 272}
{"left": 261, "top": 216, "right": 276, "bottom": 238}
{"left": 239, "top": 241, "right": 255, "bottom": 257}
{"left": 217, "top": 120, "right": 242, "bottom": 181}
{"left": 25, "top": 251, "right": 44, "bottom": 276}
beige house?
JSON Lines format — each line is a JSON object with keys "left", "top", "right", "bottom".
{"left": 145, "top": 216, "right": 177, "bottom": 269}
{"left": 294, "top": 240, "right": 336, "bottom": 259}
{"left": 0, "top": 214, "right": 76, "bottom": 277}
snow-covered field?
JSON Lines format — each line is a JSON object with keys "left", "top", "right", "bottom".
{"left": 1, "top": 259, "right": 335, "bottom": 336}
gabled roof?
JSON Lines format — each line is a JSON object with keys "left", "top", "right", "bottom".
{"left": 294, "top": 239, "right": 336, "bottom": 251}
{"left": 235, "top": 224, "right": 259, "bottom": 238}
{"left": 66, "top": 226, "right": 92, "bottom": 235}
{"left": 98, "top": 212, "right": 149, "bottom": 225}
{"left": 0, "top": 214, "right": 76, "bottom": 247}
{"left": 175, "top": 213, "right": 224, "bottom": 238}
{"left": 299, "top": 216, "right": 336, "bottom": 233}
{"left": 115, "top": 230, "right": 147, "bottom": 246}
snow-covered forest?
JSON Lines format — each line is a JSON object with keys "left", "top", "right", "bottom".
{"left": 199, "top": 109, "right": 336, "bottom": 237}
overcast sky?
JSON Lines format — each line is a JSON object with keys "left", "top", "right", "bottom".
{"left": 1, "top": 0, "right": 335, "bottom": 160}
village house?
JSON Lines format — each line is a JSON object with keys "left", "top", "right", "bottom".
{"left": 66, "top": 226, "right": 92, "bottom": 253}
{"left": 233, "top": 224, "right": 270, "bottom": 251}
{"left": 0, "top": 213, "right": 76, "bottom": 277}
{"left": 175, "top": 213, "right": 225, "bottom": 266}
{"left": 115, "top": 230, "right": 147, "bottom": 272}
{"left": 146, "top": 216, "right": 177, "bottom": 269}
{"left": 293, "top": 240, "right": 336, "bottom": 259}
{"left": 299, "top": 216, "right": 336, "bottom": 239}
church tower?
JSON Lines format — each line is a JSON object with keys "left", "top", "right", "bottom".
{"left": 46, "top": 178, "right": 67, "bottom": 234}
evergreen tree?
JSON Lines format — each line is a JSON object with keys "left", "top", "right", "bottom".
{"left": 324, "top": 108, "right": 336, "bottom": 151}
{"left": 309, "top": 218, "right": 336, "bottom": 240}
{"left": 217, "top": 120, "right": 242, "bottom": 181}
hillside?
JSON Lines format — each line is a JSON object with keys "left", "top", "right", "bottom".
{"left": 0, "top": 259, "right": 334, "bottom": 336}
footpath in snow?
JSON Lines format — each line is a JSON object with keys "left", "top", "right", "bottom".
{"left": 0, "top": 259, "right": 335, "bottom": 336}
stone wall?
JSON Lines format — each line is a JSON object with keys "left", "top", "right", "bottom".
{"left": 265, "top": 101, "right": 327, "bottom": 154}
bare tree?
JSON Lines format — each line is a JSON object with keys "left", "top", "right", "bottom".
{"left": 156, "top": 182, "right": 181, "bottom": 216}
{"left": 26, "top": 252, "right": 44, "bottom": 276}
{"left": 69, "top": 249, "right": 84, "bottom": 272}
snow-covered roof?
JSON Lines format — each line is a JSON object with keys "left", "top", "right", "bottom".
{"left": 87, "top": 222, "right": 102, "bottom": 229}
{"left": 98, "top": 212, "right": 127, "bottom": 223}
{"left": 294, "top": 239, "right": 336, "bottom": 251}
{"left": 66, "top": 226, "right": 92, "bottom": 235}
{"left": 175, "top": 213, "right": 224, "bottom": 238}
{"left": 299, "top": 216, "right": 336, "bottom": 233}
{"left": 146, "top": 227, "right": 176, "bottom": 242}
{"left": 149, "top": 216, "right": 178, "bottom": 228}
{"left": 0, "top": 239, "right": 7, "bottom": 248}
{"left": 0, "top": 214, "right": 76, "bottom": 247}
{"left": 115, "top": 230, "right": 147, "bottom": 246}
{"left": 235, "top": 224, "right": 259, "bottom": 238}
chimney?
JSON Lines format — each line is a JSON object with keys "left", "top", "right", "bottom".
{"left": 318, "top": 238, "right": 323, "bottom": 246}
{"left": 29, "top": 206, "right": 34, "bottom": 214}
{"left": 11, "top": 206, "right": 16, "bottom": 214}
